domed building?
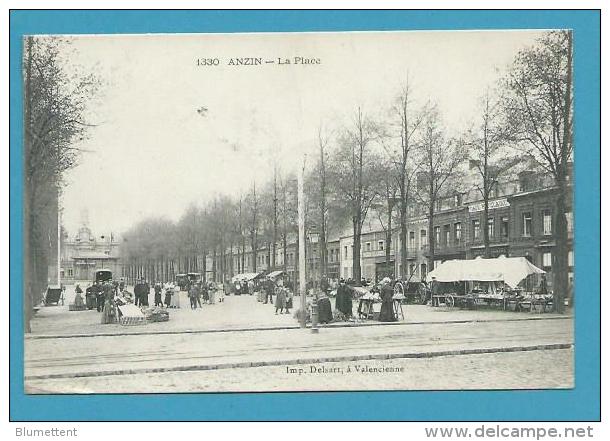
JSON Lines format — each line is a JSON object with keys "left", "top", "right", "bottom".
{"left": 59, "top": 223, "right": 122, "bottom": 283}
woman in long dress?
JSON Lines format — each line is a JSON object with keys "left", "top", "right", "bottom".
{"left": 171, "top": 283, "right": 181, "bottom": 308}
{"left": 208, "top": 282, "right": 216, "bottom": 305}
{"left": 101, "top": 283, "right": 115, "bottom": 324}
{"left": 275, "top": 280, "right": 287, "bottom": 314}
{"left": 378, "top": 279, "right": 397, "bottom": 322}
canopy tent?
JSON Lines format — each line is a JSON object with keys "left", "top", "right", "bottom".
{"left": 266, "top": 270, "right": 286, "bottom": 281}
{"left": 426, "top": 256, "right": 545, "bottom": 288}
{"left": 231, "top": 272, "right": 262, "bottom": 283}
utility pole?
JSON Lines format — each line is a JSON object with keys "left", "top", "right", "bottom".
{"left": 298, "top": 156, "right": 307, "bottom": 328}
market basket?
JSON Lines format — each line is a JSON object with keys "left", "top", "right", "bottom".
{"left": 119, "top": 315, "right": 147, "bottom": 326}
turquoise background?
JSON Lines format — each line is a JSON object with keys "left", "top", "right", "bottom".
{"left": 9, "top": 10, "right": 600, "bottom": 421}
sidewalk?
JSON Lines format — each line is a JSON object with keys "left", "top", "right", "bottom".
{"left": 30, "top": 286, "right": 573, "bottom": 338}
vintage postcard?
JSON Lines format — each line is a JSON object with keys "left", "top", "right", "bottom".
{"left": 22, "top": 30, "right": 574, "bottom": 394}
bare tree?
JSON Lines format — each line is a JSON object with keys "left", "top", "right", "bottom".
{"left": 465, "top": 90, "right": 521, "bottom": 257}
{"left": 386, "top": 80, "right": 427, "bottom": 279}
{"left": 503, "top": 31, "right": 573, "bottom": 312}
{"left": 328, "top": 107, "right": 381, "bottom": 282}
{"left": 416, "top": 106, "right": 464, "bottom": 272}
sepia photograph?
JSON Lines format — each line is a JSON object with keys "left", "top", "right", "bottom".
{"left": 22, "top": 30, "right": 575, "bottom": 394}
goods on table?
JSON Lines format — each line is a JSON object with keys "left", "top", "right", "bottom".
{"left": 141, "top": 306, "right": 170, "bottom": 322}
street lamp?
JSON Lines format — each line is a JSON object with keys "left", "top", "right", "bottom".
{"left": 307, "top": 227, "right": 320, "bottom": 334}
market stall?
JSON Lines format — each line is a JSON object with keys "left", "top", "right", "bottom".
{"left": 426, "top": 256, "right": 547, "bottom": 311}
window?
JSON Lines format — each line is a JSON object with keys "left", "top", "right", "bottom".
{"left": 409, "top": 231, "right": 415, "bottom": 248}
{"left": 344, "top": 246, "right": 348, "bottom": 259}
{"left": 454, "top": 222, "right": 462, "bottom": 242}
{"left": 67, "top": 268, "right": 73, "bottom": 277}
{"left": 366, "top": 242, "right": 371, "bottom": 252}
{"left": 542, "top": 209, "right": 552, "bottom": 235}
{"left": 420, "top": 229, "right": 427, "bottom": 246}
{"left": 472, "top": 219, "right": 481, "bottom": 240}
{"left": 434, "top": 226, "right": 441, "bottom": 245}
{"left": 420, "top": 263, "right": 427, "bottom": 279}
{"left": 378, "top": 240, "right": 384, "bottom": 251}
{"left": 443, "top": 225, "right": 451, "bottom": 245}
{"left": 568, "top": 250, "right": 574, "bottom": 267}
{"left": 488, "top": 217, "right": 495, "bottom": 238}
{"left": 522, "top": 212, "right": 532, "bottom": 237}
{"left": 435, "top": 199, "right": 442, "bottom": 211}
{"left": 454, "top": 193, "right": 462, "bottom": 207}
{"left": 566, "top": 212, "right": 573, "bottom": 232}
{"left": 501, "top": 217, "right": 509, "bottom": 238}
{"left": 542, "top": 252, "right": 552, "bottom": 268}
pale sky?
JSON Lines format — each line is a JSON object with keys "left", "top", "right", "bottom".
{"left": 57, "top": 30, "right": 545, "bottom": 237}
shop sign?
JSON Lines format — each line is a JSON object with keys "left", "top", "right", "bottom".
{"left": 468, "top": 198, "right": 509, "bottom": 213}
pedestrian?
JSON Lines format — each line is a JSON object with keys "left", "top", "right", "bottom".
{"left": 95, "top": 281, "right": 104, "bottom": 312}
{"left": 172, "top": 283, "right": 181, "bottom": 308}
{"left": 164, "top": 284, "right": 173, "bottom": 308}
{"left": 430, "top": 276, "right": 440, "bottom": 306}
{"left": 74, "top": 284, "right": 85, "bottom": 308}
{"left": 538, "top": 275, "right": 548, "bottom": 294}
{"left": 133, "top": 280, "right": 141, "bottom": 306}
{"left": 285, "top": 288, "right": 293, "bottom": 314}
{"left": 264, "top": 277, "right": 274, "bottom": 304}
{"left": 209, "top": 282, "right": 217, "bottom": 304}
{"left": 154, "top": 283, "right": 163, "bottom": 307}
{"left": 101, "top": 282, "right": 115, "bottom": 324}
{"left": 378, "top": 277, "right": 397, "bottom": 322}
{"left": 188, "top": 284, "right": 199, "bottom": 309}
{"left": 119, "top": 278, "right": 125, "bottom": 293}
{"left": 142, "top": 279, "right": 150, "bottom": 306}
{"left": 274, "top": 279, "right": 287, "bottom": 315}
{"left": 200, "top": 282, "right": 208, "bottom": 305}
{"left": 335, "top": 278, "right": 352, "bottom": 318}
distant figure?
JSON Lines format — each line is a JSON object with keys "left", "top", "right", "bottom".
{"left": 538, "top": 275, "right": 548, "bottom": 294}
{"left": 208, "top": 282, "right": 217, "bottom": 305}
{"left": 430, "top": 277, "right": 440, "bottom": 306}
{"left": 264, "top": 277, "right": 274, "bottom": 304}
{"left": 188, "top": 284, "right": 200, "bottom": 309}
{"left": 74, "top": 284, "right": 84, "bottom": 308}
{"left": 164, "top": 284, "right": 173, "bottom": 308}
{"left": 274, "top": 279, "right": 287, "bottom": 315}
{"left": 101, "top": 282, "right": 115, "bottom": 324}
{"left": 95, "top": 282, "right": 104, "bottom": 312}
{"left": 154, "top": 283, "right": 163, "bottom": 307}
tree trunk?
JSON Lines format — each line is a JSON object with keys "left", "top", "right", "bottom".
{"left": 427, "top": 203, "right": 435, "bottom": 272}
{"left": 352, "top": 217, "right": 362, "bottom": 282}
{"left": 553, "top": 186, "right": 568, "bottom": 314}
{"left": 483, "top": 195, "right": 490, "bottom": 258}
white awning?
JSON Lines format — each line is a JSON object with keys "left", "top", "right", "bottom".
{"left": 426, "top": 256, "right": 545, "bottom": 288}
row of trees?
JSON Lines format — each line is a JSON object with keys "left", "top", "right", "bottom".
{"left": 23, "top": 37, "right": 100, "bottom": 332}
{"left": 123, "top": 31, "right": 573, "bottom": 317}
{"left": 123, "top": 31, "right": 572, "bottom": 312}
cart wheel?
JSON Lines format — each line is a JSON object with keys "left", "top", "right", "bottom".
{"left": 445, "top": 295, "right": 455, "bottom": 308}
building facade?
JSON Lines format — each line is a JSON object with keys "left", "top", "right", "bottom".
{"left": 59, "top": 224, "right": 122, "bottom": 283}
